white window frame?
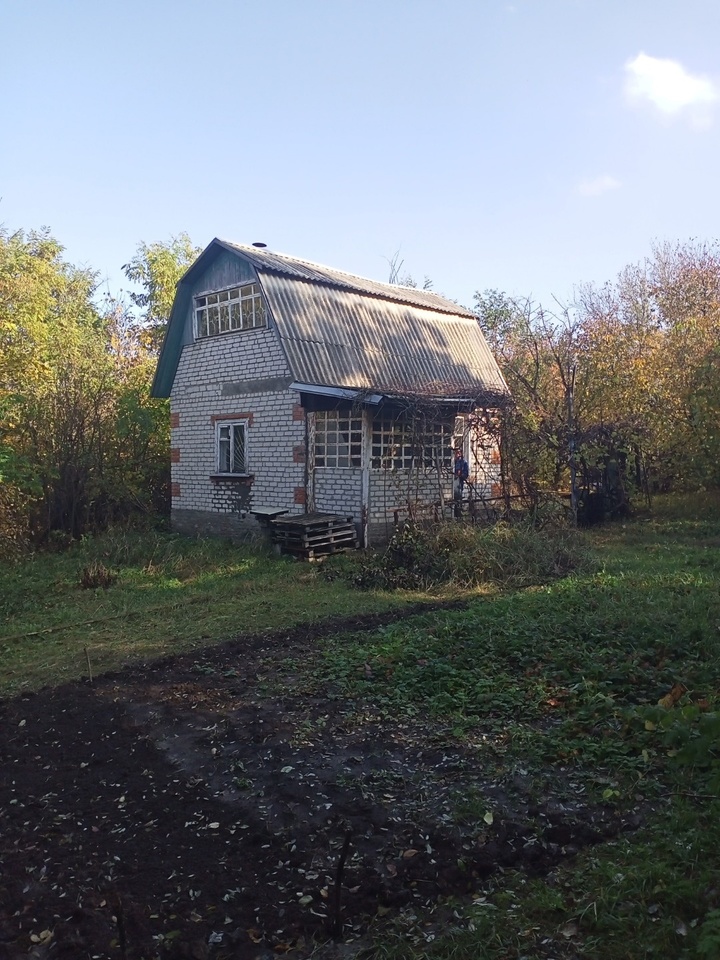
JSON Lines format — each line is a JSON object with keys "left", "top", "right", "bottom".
{"left": 371, "top": 416, "right": 455, "bottom": 470}
{"left": 195, "top": 282, "right": 266, "bottom": 339}
{"left": 314, "top": 411, "right": 363, "bottom": 468}
{"left": 215, "top": 420, "right": 249, "bottom": 475}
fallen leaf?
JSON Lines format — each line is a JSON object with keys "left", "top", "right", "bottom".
{"left": 676, "top": 921, "right": 688, "bottom": 936}
{"left": 658, "top": 683, "right": 687, "bottom": 709}
{"left": 483, "top": 811, "right": 494, "bottom": 825}
{"left": 402, "top": 848, "right": 419, "bottom": 859}
{"left": 247, "top": 928, "right": 263, "bottom": 943}
{"left": 386, "top": 863, "right": 397, "bottom": 876}
{"left": 560, "top": 921, "right": 578, "bottom": 938}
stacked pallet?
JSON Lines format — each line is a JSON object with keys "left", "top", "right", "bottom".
{"left": 270, "top": 512, "right": 358, "bottom": 559}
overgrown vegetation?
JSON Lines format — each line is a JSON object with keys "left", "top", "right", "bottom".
{"left": 1, "top": 486, "right": 719, "bottom": 957}
{"left": 0, "top": 228, "right": 198, "bottom": 550}
{"left": 347, "top": 518, "right": 593, "bottom": 589}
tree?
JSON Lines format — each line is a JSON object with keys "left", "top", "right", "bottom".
{"left": 123, "top": 233, "right": 201, "bottom": 348}
{"left": 0, "top": 227, "right": 171, "bottom": 547}
{"left": 477, "top": 240, "right": 720, "bottom": 518}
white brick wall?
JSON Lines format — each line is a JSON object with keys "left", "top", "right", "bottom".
{"left": 314, "top": 471, "right": 362, "bottom": 518}
{"left": 170, "top": 329, "right": 306, "bottom": 519}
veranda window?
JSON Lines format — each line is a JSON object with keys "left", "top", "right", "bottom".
{"left": 371, "top": 417, "right": 455, "bottom": 469}
{"left": 314, "top": 411, "right": 362, "bottom": 468}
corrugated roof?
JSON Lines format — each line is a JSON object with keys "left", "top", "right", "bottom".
{"left": 260, "top": 272, "right": 508, "bottom": 401}
{"left": 217, "top": 240, "right": 474, "bottom": 317}
{"left": 152, "top": 238, "right": 510, "bottom": 403}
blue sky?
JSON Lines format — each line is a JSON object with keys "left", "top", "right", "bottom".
{"left": 2, "top": 0, "right": 719, "bottom": 311}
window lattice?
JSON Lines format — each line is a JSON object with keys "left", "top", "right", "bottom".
{"left": 196, "top": 283, "right": 266, "bottom": 338}
{"left": 314, "top": 411, "right": 362, "bottom": 468}
{"left": 371, "top": 417, "right": 455, "bottom": 469}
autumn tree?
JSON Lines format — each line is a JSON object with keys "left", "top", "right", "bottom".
{"left": 123, "top": 233, "right": 201, "bottom": 348}
{"left": 477, "top": 240, "right": 720, "bottom": 516}
{"left": 0, "top": 227, "right": 171, "bottom": 547}
{"left": 576, "top": 241, "right": 720, "bottom": 489}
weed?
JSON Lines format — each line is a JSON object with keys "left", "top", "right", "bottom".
{"left": 78, "top": 561, "right": 117, "bottom": 589}
{"left": 346, "top": 519, "right": 594, "bottom": 591}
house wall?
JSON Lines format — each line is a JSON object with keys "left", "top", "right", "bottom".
{"left": 312, "top": 472, "right": 363, "bottom": 520}
{"left": 170, "top": 270, "right": 308, "bottom": 538}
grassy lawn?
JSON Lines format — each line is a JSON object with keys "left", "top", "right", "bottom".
{"left": 0, "top": 527, "right": 422, "bottom": 697}
{"left": 314, "top": 493, "right": 720, "bottom": 958}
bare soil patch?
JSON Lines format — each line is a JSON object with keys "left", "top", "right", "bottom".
{"left": 0, "top": 608, "right": 640, "bottom": 959}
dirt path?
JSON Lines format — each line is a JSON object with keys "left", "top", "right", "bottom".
{"left": 0, "top": 610, "right": 639, "bottom": 959}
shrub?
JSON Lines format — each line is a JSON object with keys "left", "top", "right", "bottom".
{"left": 350, "top": 519, "right": 593, "bottom": 590}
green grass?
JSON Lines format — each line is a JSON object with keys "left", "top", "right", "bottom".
{"left": 317, "top": 492, "right": 720, "bottom": 959}
{"left": 0, "top": 526, "right": 419, "bottom": 697}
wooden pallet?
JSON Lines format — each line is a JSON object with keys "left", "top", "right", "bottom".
{"left": 270, "top": 513, "right": 358, "bottom": 558}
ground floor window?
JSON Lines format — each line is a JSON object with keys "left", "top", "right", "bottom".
{"left": 314, "top": 411, "right": 362, "bottom": 468}
{"left": 371, "top": 416, "right": 456, "bottom": 469}
{"left": 217, "top": 421, "right": 247, "bottom": 474}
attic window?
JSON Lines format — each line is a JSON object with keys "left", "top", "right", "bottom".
{"left": 195, "top": 283, "right": 266, "bottom": 338}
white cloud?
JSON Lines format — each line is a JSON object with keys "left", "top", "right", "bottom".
{"left": 576, "top": 175, "right": 621, "bottom": 197}
{"left": 624, "top": 52, "right": 718, "bottom": 118}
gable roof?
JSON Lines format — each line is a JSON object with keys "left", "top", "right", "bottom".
{"left": 152, "top": 239, "right": 510, "bottom": 404}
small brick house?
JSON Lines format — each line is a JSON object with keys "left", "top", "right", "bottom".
{"left": 151, "top": 240, "right": 509, "bottom": 545}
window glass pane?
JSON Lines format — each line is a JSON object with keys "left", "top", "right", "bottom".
{"left": 208, "top": 304, "right": 219, "bottom": 335}
{"left": 232, "top": 424, "right": 245, "bottom": 473}
{"left": 218, "top": 290, "right": 229, "bottom": 302}
{"left": 230, "top": 302, "right": 242, "bottom": 329}
{"left": 207, "top": 294, "right": 218, "bottom": 305}
{"left": 197, "top": 309, "right": 207, "bottom": 336}
{"left": 196, "top": 296, "right": 206, "bottom": 307}
{"left": 219, "top": 304, "right": 230, "bottom": 332}
{"left": 241, "top": 298, "right": 253, "bottom": 329}
{"left": 254, "top": 295, "right": 265, "bottom": 327}
{"left": 218, "top": 426, "right": 231, "bottom": 473}
{"left": 229, "top": 288, "right": 239, "bottom": 300}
